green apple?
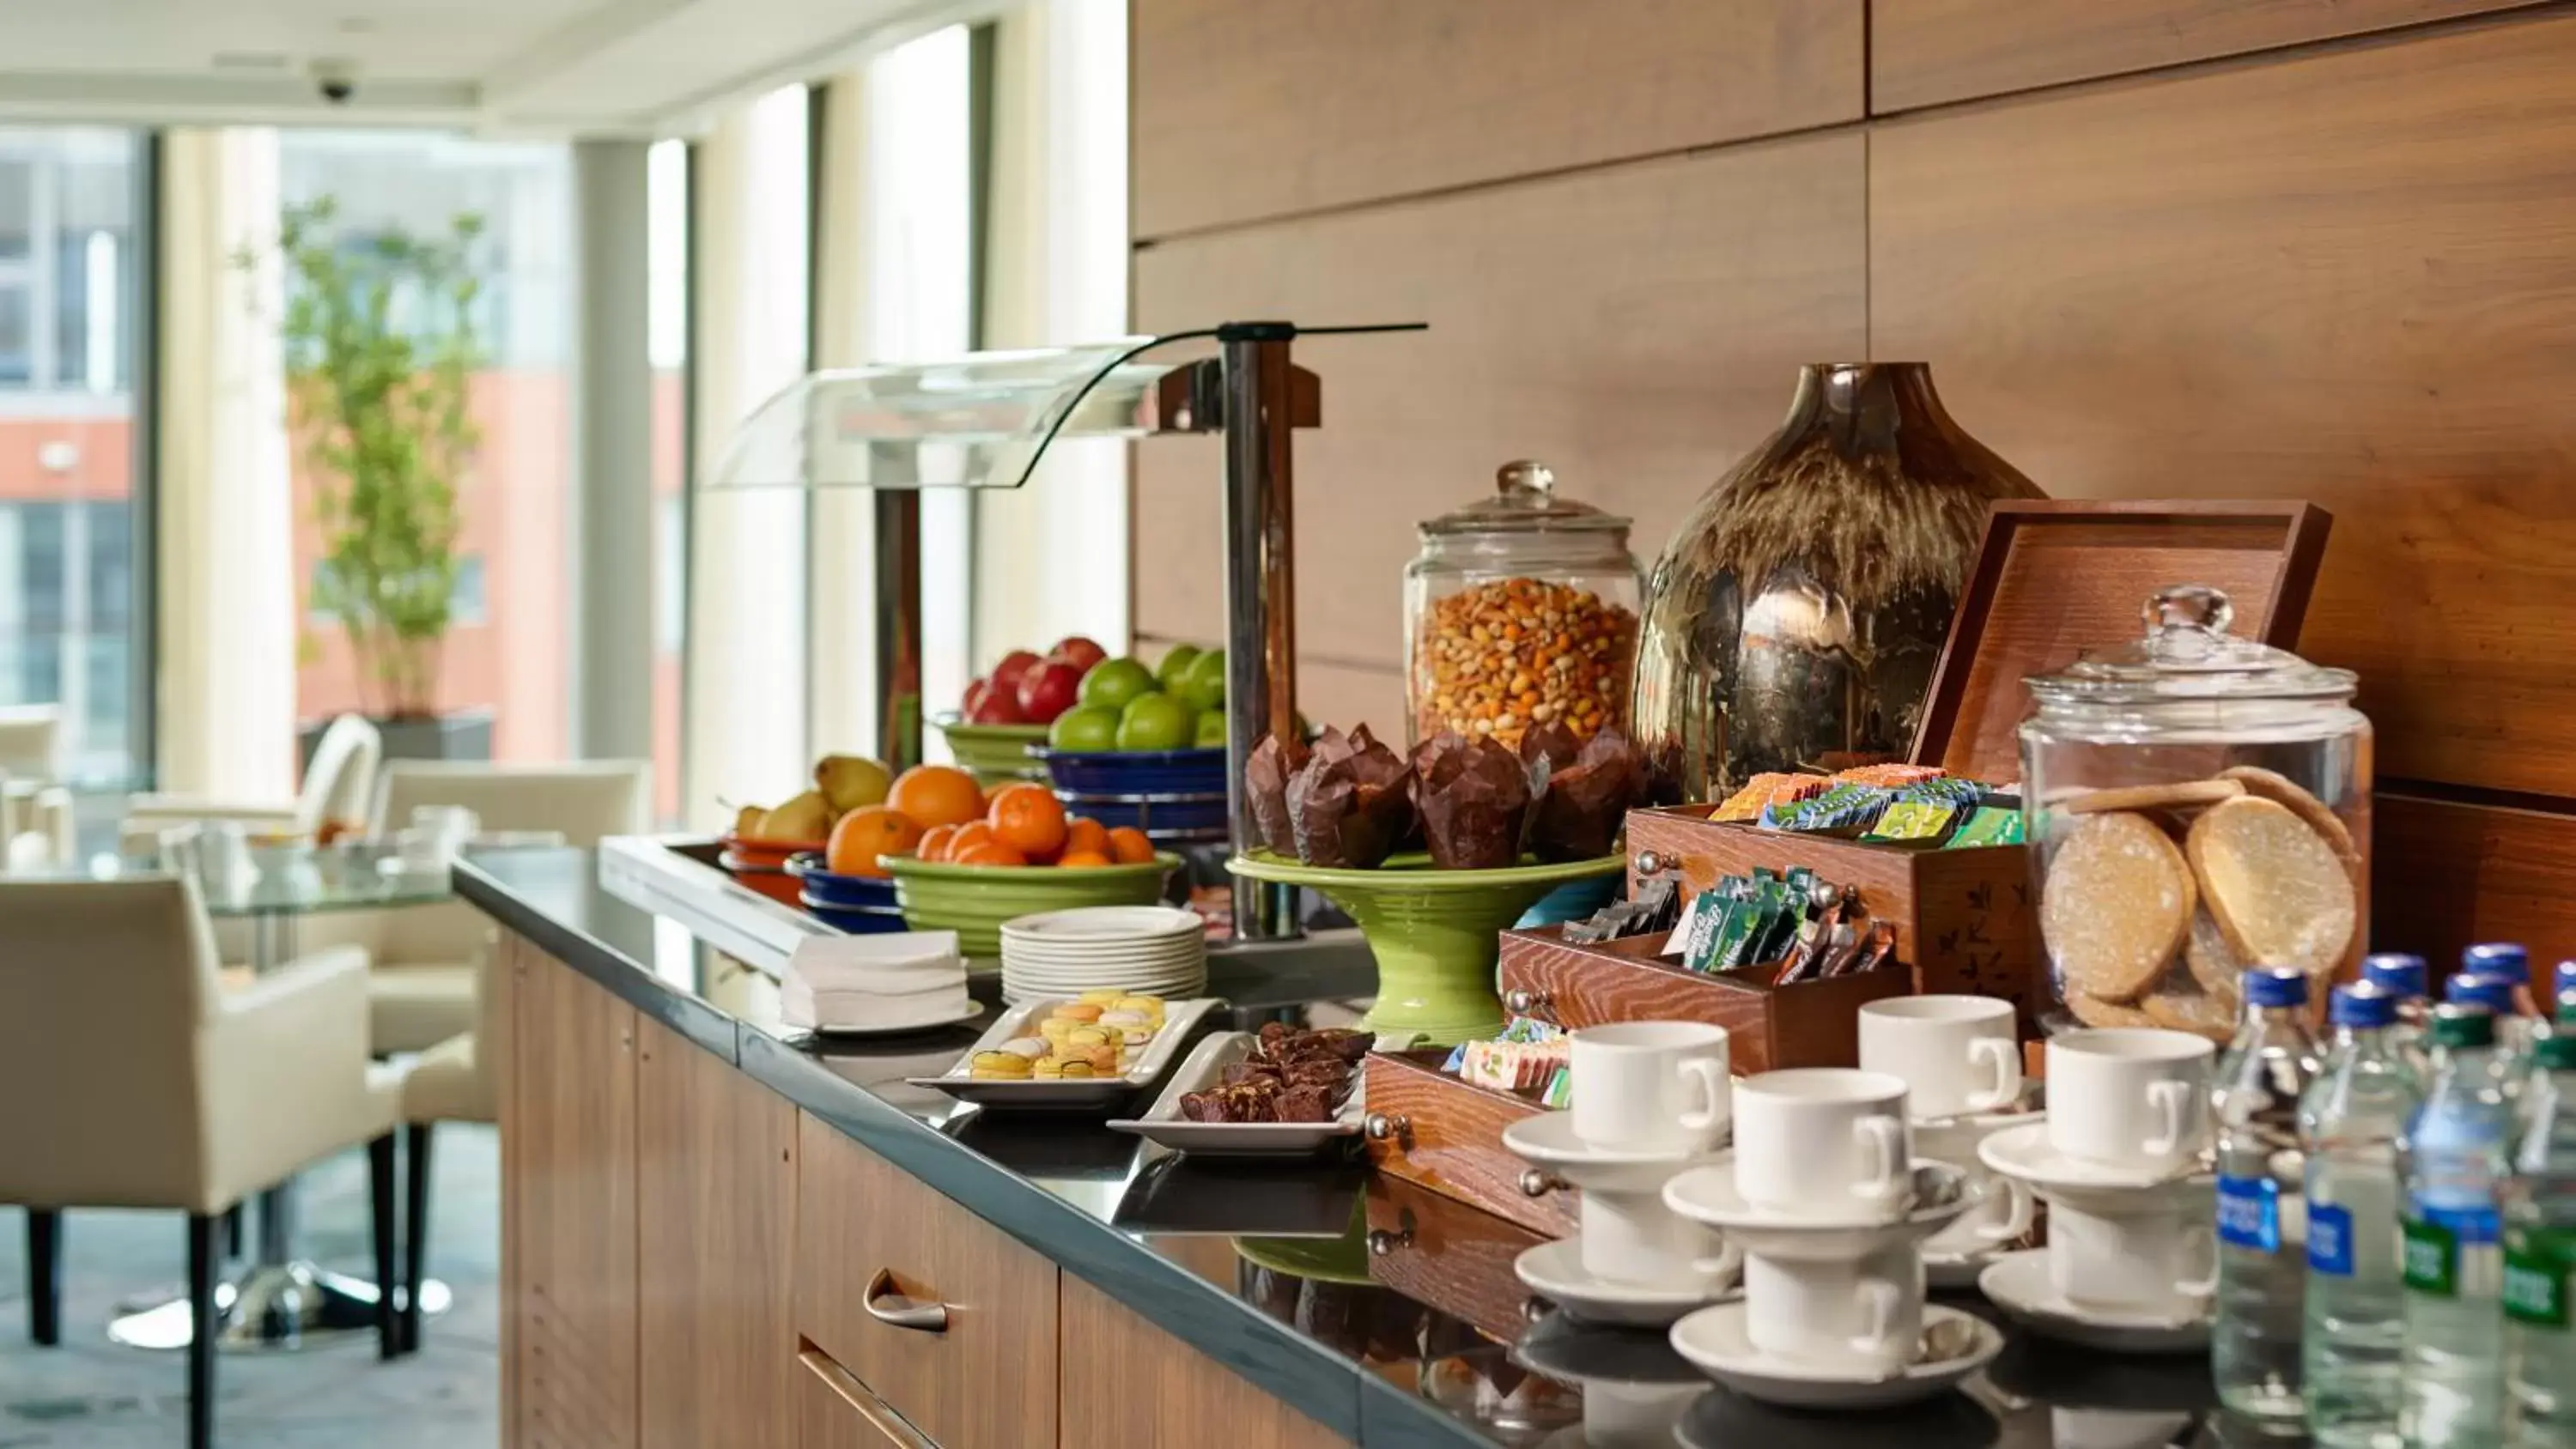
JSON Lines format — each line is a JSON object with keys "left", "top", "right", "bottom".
{"left": 1157, "top": 643, "right": 1202, "bottom": 688}
{"left": 1116, "top": 692, "right": 1195, "bottom": 752}
{"left": 1078, "top": 657, "right": 1157, "bottom": 712}
{"left": 1048, "top": 704, "right": 1121, "bottom": 753}
{"left": 1176, "top": 649, "right": 1226, "bottom": 712}
{"left": 1194, "top": 710, "right": 1228, "bottom": 749}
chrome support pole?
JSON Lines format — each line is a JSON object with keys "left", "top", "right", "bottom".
{"left": 1220, "top": 325, "right": 1301, "bottom": 941}
{"left": 873, "top": 482, "right": 925, "bottom": 773}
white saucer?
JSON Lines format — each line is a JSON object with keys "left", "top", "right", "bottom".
{"left": 1977, "top": 1249, "right": 2211, "bottom": 1353}
{"left": 1515, "top": 1239, "right": 1740, "bottom": 1329}
{"left": 1500, "top": 1112, "right": 1728, "bottom": 1196}
{"left": 1923, "top": 1242, "right": 2014, "bottom": 1289}
{"left": 1978, "top": 1120, "right": 2211, "bottom": 1200}
{"left": 1668, "top": 1302, "right": 2003, "bottom": 1410}
{"left": 1910, "top": 1077, "right": 2044, "bottom": 1130}
{"left": 1662, "top": 1161, "right": 1980, "bottom": 1261}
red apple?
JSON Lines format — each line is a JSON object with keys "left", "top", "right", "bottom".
{"left": 1016, "top": 660, "right": 1084, "bottom": 724}
{"left": 1048, "top": 636, "right": 1109, "bottom": 673}
{"left": 963, "top": 676, "right": 1026, "bottom": 724}
{"left": 989, "top": 649, "right": 1042, "bottom": 696}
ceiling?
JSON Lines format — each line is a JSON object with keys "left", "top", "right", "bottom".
{"left": 0, "top": 0, "right": 1014, "bottom": 136}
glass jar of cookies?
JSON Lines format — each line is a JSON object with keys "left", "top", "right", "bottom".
{"left": 2021, "top": 584, "right": 2371, "bottom": 1040}
{"left": 1404, "top": 460, "right": 1643, "bottom": 750}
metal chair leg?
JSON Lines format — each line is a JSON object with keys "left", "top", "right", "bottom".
{"left": 186, "top": 1213, "right": 217, "bottom": 1449}
{"left": 27, "top": 1209, "right": 61, "bottom": 1346}
{"left": 402, "top": 1123, "right": 433, "bottom": 1355}
{"left": 368, "top": 1133, "right": 398, "bottom": 1361}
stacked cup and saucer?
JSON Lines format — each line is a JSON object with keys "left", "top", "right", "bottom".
{"left": 1501, "top": 1023, "right": 1741, "bottom": 1328}
{"left": 1976, "top": 1027, "right": 2220, "bottom": 1351}
{"left": 1859, "top": 995, "right": 2044, "bottom": 1285}
{"left": 1661, "top": 1066, "right": 2007, "bottom": 1408}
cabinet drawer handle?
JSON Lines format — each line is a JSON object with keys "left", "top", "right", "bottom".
{"left": 1364, "top": 1113, "right": 1411, "bottom": 1143}
{"left": 1504, "top": 988, "right": 1552, "bottom": 1016}
{"left": 862, "top": 1269, "right": 950, "bottom": 1332}
{"left": 1518, "top": 1168, "right": 1569, "bottom": 1198}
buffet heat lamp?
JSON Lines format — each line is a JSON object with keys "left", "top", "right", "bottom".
{"left": 708, "top": 320, "right": 1425, "bottom": 941}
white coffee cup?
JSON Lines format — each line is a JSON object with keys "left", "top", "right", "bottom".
{"left": 1915, "top": 1116, "right": 2036, "bottom": 1257}
{"left": 1569, "top": 1022, "right": 1730, "bottom": 1153}
{"left": 1859, "top": 995, "right": 2023, "bottom": 1119}
{"left": 1730, "top": 1068, "right": 1911, "bottom": 1215}
{"left": 2046, "top": 1029, "right": 2215, "bottom": 1175}
{"left": 2050, "top": 1199, "right": 2215, "bottom": 1317}
{"left": 1580, "top": 1189, "right": 1741, "bottom": 1291}
{"left": 1741, "top": 1246, "right": 1923, "bottom": 1376}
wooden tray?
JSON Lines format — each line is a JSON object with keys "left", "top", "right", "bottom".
{"left": 1360, "top": 1048, "right": 1575, "bottom": 1239}
{"left": 1494, "top": 925, "right": 1912, "bottom": 1071}
{"left": 1362, "top": 1173, "right": 1549, "bottom": 1343}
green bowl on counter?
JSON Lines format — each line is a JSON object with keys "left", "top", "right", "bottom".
{"left": 932, "top": 713, "right": 1048, "bottom": 786}
{"left": 1225, "top": 849, "right": 1625, "bottom": 1046}
{"left": 883, "top": 852, "right": 1183, "bottom": 960}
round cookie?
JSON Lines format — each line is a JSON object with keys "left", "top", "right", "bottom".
{"left": 2041, "top": 811, "right": 2197, "bottom": 1003}
{"left": 2067, "top": 988, "right": 2160, "bottom": 1029}
{"left": 2186, "top": 796, "right": 2357, "bottom": 979}
{"left": 2143, "top": 975, "right": 2239, "bottom": 1042}
{"left": 2060, "top": 779, "right": 2245, "bottom": 815}
{"left": 2184, "top": 907, "right": 2251, "bottom": 997}
{"left": 2218, "top": 766, "right": 2360, "bottom": 870}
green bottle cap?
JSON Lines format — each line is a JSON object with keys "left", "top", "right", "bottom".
{"left": 2536, "top": 1034, "right": 2576, "bottom": 1072}
{"left": 2428, "top": 1003, "right": 2497, "bottom": 1049}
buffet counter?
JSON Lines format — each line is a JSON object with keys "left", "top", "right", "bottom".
{"left": 456, "top": 846, "right": 2221, "bottom": 1449}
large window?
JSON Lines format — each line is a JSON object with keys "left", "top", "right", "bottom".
{"left": 277, "top": 132, "right": 573, "bottom": 761}
{"left": 0, "top": 127, "right": 143, "bottom": 785}
{"left": 649, "top": 138, "right": 689, "bottom": 823}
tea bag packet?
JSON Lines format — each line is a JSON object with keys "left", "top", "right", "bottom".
{"left": 1524, "top": 727, "right": 1645, "bottom": 862}
{"left": 1947, "top": 804, "right": 2026, "bottom": 849}
{"left": 1245, "top": 732, "right": 1311, "bottom": 855}
{"left": 1285, "top": 724, "right": 1419, "bottom": 868}
{"left": 1714, "top": 772, "right": 1825, "bottom": 823}
{"left": 1409, "top": 732, "right": 1531, "bottom": 870}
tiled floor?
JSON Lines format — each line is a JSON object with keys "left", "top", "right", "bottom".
{"left": 0, "top": 1125, "right": 499, "bottom": 1447}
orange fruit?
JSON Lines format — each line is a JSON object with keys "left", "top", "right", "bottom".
{"left": 947, "top": 821, "right": 998, "bottom": 858}
{"left": 1061, "top": 817, "right": 1110, "bottom": 860}
{"left": 887, "top": 764, "right": 984, "bottom": 830}
{"left": 952, "top": 840, "right": 1028, "bottom": 868}
{"left": 1056, "top": 849, "right": 1114, "bottom": 869}
{"left": 1107, "top": 827, "right": 1155, "bottom": 864}
{"left": 987, "top": 783, "right": 1069, "bottom": 862}
{"left": 826, "top": 805, "right": 922, "bottom": 878}
{"left": 915, "top": 823, "right": 959, "bottom": 864}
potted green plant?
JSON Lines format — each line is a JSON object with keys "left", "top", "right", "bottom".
{"left": 255, "top": 197, "right": 495, "bottom": 762}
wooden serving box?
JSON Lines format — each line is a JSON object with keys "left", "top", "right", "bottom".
{"left": 1362, "top": 1172, "right": 1549, "bottom": 1343}
{"left": 1494, "top": 926, "right": 1911, "bottom": 1072}
{"left": 1360, "top": 1048, "right": 1576, "bottom": 1239}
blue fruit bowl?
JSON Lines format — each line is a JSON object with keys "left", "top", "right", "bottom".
{"left": 786, "top": 852, "right": 900, "bottom": 910}
{"left": 800, "top": 894, "right": 910, "bottom": 934}
{"left": 1028, "top": 746, "right": 1227, "bottom": 798}
{"left": 1057, "top": 790, "right": 1230, "bottom": 839}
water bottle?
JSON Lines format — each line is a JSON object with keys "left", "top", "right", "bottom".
{"left": 2401, "top": 1004, "right": 2517, "bottom": 1448}
{"left": 2506, "top": 1033, "right": 2576, "bottom": 1449}
{"left": 2302, "top": 982, "right": 2422, "bottom": 1449}
{"left": 2468, "top": 941, "right": 2530, "bottom": 988}
{"left": 2452, "top": 972, "right": 2535, "bottom": 1070}
{"left": 2215, "top": 966, "right": 2323, "bottom": 1423}
{"left": 2366, "top": 952, "right": 2433, "bottom": 1066}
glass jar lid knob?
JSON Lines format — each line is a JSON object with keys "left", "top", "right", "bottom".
{"left": 1497, "top": 459, "right": 1556, "bottom": 500}
{"left": 2144, "top": 585, "right": 2236, "bottom": 662}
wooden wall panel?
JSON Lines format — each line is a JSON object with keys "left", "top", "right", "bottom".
{"left": 1133, "top": 133, "right": 1870, "bottom": 704}
{"left": 1868, "top": 12, "right": 2576, "bottom": 800}
{"left": 1133, "top": 0, "right": 1864, "bottom": 239}
{"left": 1871, "top": 0, "right": 2546, "bottom": 112}
{"left": 2375, "top": 794, "right": 2576, "bottom": 977}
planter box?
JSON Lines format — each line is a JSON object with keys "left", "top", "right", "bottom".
{"left": 300, "top": 707, "right": 495, "bottom": 768}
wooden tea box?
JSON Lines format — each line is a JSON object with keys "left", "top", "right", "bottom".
{"left": 1362, "top": 1173, "right": 1549, "bottom": 1343}
{"left": 1493, "top": 925, "right": 1911, "bottom": 1071}
{"left": 1360, "top": 1047, "right": 1575, "bottom": 1238}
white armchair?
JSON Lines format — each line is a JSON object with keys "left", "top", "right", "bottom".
{"left": 123, "top": 712, "right": 383, "bottom": 848}
{"left": 0, "top": 876, "right": 402, "bottom": 1448}
{"left": 0, "top": 704, "right": 78, "bottom": 870}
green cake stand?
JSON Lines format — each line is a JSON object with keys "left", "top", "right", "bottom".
{"left": 1227, "top": 849, "right": 1625, "bottom": 1046}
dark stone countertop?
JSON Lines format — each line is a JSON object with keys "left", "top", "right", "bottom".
{"left": 455, "top": 846, "right": 2234, "bottom": 1449}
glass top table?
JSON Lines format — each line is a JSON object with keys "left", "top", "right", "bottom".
{"left": 53, "top": 851, "right": 459, "bottom": 1353}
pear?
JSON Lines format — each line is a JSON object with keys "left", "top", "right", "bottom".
{"left": 732, "top": 803, "right": 769, "bottom": 840}
{"left": 814, "top": 754, "right": 893, "bottom": 815}
{"left": 760, "top": 790, "right": 834, "bottom": 843}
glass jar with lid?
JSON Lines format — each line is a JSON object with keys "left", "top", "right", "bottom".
{"left": 2021, "top": 584, "right": 2371, "bottom": 1040}
{"left": 1403, "top": 461, "right": 1644, "bottom": 749}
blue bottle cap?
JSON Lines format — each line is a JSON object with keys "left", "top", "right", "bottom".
{"left": 2331, "top": 981, "right": 2397, "bottom": 1029}
{"left": 2446, "top": 973, "right": 2520, "bottom": 1015}
{"left": 2362, "top": 954, "right": 2427, "bottom": 999}
{"left": 2246, "top": 967, "right": 2308, "bottom": 1009}
{"left": 2464, "top": 942, "right": 2529, "bottom": 976}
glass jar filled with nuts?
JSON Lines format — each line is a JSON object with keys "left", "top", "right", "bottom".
{"left": 1403, "top": 461, "right": 1644, "bottom": 749}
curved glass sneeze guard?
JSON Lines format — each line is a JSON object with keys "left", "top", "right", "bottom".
{"left": 707, "top": 339, "right": 1192, "bottom": 492}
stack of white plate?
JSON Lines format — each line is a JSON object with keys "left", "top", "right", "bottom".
{"left": 999, "top": 906, "right": 1209, "bottom": 1003}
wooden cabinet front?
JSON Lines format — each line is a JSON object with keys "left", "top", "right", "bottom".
{"left": 503, "top": 938, "right": 641, "bottom": 1449}
{"left": 1059, "top": 1275, "right": 1350, "bottom": 1449}
{"left": 793, "top": 1344, "right": 934, "bottom": 1449}
{"left": 795, "top": 1116, "right": 1059, "bottom": 1449}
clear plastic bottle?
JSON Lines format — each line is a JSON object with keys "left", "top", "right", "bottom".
{"left": 2366, "top": 953, "right": 2432, "bottom": 1071}
{"left": 2401, "top": 1004, "right": 2517, "bottom": 1449}
{"left": 2302, "top": 982, "right": 2422, "bottom": 1449}
{"left": 2215, "top": 967, "right": 2324, "bottom": 1423}
{"left": 2507, "top": 1033, "right": 2576, "bottom": 1449}
{"left": 2466, "top": 941, "right": 2530, "bottom": 980}
{"left": 2451, "top": 972, "right": 2534, "bottom": 1070}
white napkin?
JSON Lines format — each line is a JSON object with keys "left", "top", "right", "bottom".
{"left": 781, "top": 931, "right": 970, "bottom": 1032}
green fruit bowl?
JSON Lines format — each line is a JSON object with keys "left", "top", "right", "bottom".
{"left": 883, "top": 851, "right": 1183, "bottom": 960}
{"left": 932, "top": 714, "right": 1047, "bottom": 785}
{"left": 1226, "top": 850, "right": 1625, "bottom": 1045}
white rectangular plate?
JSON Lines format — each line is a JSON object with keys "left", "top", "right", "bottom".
{"left": 1106, "top": 1031, "right": 1364, "bottom": 1155}
{"left": 906, "top": 996, "right": 1222, "bottom": 1109}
